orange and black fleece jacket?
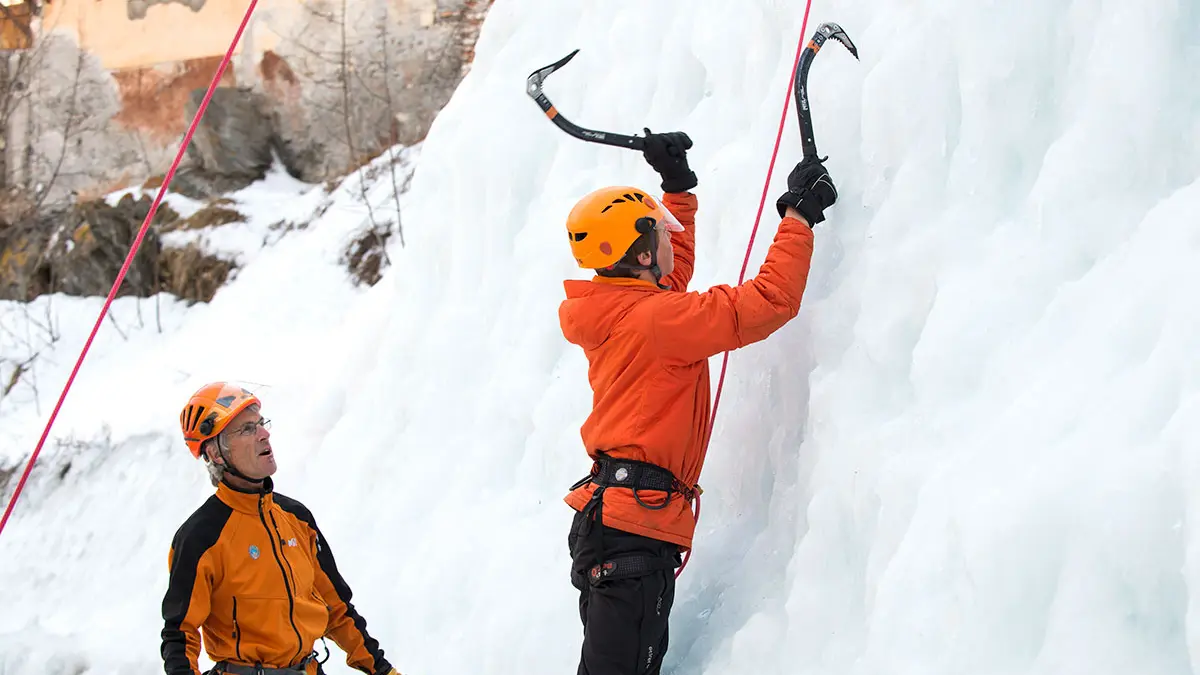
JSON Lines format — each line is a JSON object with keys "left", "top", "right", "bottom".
{"left": 161, "top": 478, "right": 394, "bottom": 675}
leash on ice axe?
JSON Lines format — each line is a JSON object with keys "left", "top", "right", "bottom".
{"left": 525, "top": 23, "right": 857, "bottom": 579}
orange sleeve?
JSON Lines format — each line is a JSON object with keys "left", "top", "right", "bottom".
{"left": 660, "top": 192, "right": 697, "bottom": 292}
{"left": 652, "top": 216, "right": 815, "bottom": 364}
{"left": 161, "top": 544, "right": 217, "bottom": 675}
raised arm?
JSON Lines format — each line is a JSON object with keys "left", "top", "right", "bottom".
{"left": 660, "top": 191, "right": 697, "bottom": 291}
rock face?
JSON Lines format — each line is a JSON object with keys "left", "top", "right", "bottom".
{"left": 0, "top": 195, "right": 171, "bottom": 301}
{"left": 6, "top": 0, "right": 496, "bottom": 203}
{"left": 0, "top": 194, "right": 231, "bottom": 303}
{"left": 0, "top": 1, "right": 498, "bottom": 306}
{"left": 176, "top": 87, "right": 283, "bottom": 198}
{"left": 53, "top": 194, "right": 168, "bottom": 298}
{"left": 0, "top": 209, "right": 61, "bottom": 302}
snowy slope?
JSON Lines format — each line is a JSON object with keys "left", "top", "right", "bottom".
{"left": 4, "top": 0, "right": 1200, "bottom": 674}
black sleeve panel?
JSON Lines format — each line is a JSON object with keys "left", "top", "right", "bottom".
{"left": 161, "top": 495, "right": 231, "bottom": 675}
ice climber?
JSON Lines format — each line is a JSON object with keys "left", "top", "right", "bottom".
{"left": 161, "top": 382, "right": 401, "bottom": 675}
{"left": 558, "top": 129, "right": 837, "bottom": 674}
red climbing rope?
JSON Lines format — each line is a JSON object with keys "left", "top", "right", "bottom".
{"left": 0, "top": 0, "right": 261, "bottom": 544}
{"left": 676, "top": 4, "right": 814, "bottom": 578}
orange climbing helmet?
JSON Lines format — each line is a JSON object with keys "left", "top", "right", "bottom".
{"left": 180, "top": 382, "right": 261, "bottom": 458}
{"left": 566, "top": 186, "right": 684, "bottom": 269}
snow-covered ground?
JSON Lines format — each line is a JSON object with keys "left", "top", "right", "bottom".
{"left": 3, "top": 0, "right": 1200, "bottom": 673}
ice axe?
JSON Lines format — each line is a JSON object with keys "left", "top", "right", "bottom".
{"left": 526, "top": 49, "right": 647, "bottom": 151}
{"left": 794, "top": 22, "right": 859, "bottom": 159}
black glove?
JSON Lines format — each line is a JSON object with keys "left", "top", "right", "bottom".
{"left": 776, "top": 156, "right": 838, "bottom": 225}
{"left": 642, "top": 128, "right": 698, "bottom": 193}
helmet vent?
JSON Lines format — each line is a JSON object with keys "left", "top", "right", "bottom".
{"left": 570, "top": 232, "right": 588, "bottom": 242}
{"left": 600, "top": 193, "right": 646, "bottom": 214}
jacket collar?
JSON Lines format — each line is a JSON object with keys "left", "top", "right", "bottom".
{"left": 216, "top": 477, "right": 275, "bottom": 514}
{"left": 590, "top": 276, "right": 663, "bottom": 290}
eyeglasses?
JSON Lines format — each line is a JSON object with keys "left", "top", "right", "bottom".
{"left": 230, "top": 418, "right": 271, "bottom": 437}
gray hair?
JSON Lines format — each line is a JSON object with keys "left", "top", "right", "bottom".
{"left": 200, "top": 434, "right": 231, "bottom": 487}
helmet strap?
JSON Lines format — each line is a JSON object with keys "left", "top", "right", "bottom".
{"left": 647, "top": 228, "right": 668, "bottom": 289}
{"left": 606, "top": 220, "right": 668, "bottom": 289}
{"left": 222, "top": 459, "right": 266, "bottom": 486}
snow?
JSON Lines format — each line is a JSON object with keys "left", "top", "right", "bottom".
{"left": 3, "top": 0, "right": 1200, "bottom": 673}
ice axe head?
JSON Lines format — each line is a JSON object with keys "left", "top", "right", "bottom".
{"left": 809, "top": 22, "right": 859, "bottom": 59}
{"left": 526, "top": 48, "right": 579, "bottom": 101}
{"left": 525, "top": 49, "right": 645, "bottom": 151}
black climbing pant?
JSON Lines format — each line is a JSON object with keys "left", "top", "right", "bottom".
{"left": 568, "top": 508, "right": 682, "bottom": 675}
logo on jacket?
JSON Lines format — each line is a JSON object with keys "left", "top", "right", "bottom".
{"left": 249, "top": 545, "right": 261, "bottom": 560}
{"left": 287, "top": 538, "right": 298, "bottom": 548}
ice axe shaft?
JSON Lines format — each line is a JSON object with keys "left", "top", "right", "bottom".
{"left": 794, "top": 22, "right": 859, "bottom": 159}
{"left": 526, "top": 49, "right": 646, "bottom": 151}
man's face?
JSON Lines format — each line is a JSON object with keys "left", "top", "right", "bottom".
{"left": 221, "top": 405, "right": 276, "bottom": 479}
{"left": 636, "top": 227, "right": 675, "bottom": 277}
{"left": 656, "top": 226, "right": 675, "bottom": 277}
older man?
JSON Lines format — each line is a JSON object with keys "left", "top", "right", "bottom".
{"left": 161, "top": 382, "right": 401, "bottom": 675}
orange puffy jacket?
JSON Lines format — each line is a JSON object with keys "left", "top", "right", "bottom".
{"left": 161, "top": 479, "right": 394, "bottom": 675}
{"left": 560, "top": 191, "right": 815, "bottom": 550}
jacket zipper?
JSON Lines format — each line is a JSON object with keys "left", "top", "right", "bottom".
{"left": 269, "top": 511, "right": 300, "bottom": 591}
{"left": 232, "top": 596, "right": 243, "bottom": 660}
{"left": 259, "top": 494, "right": 305, "bottom": 665}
